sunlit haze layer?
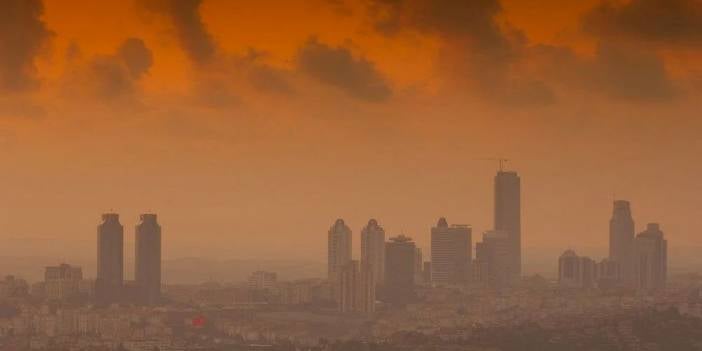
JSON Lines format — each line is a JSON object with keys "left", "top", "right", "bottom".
{"left": 1, "top": 0, "right": 701, "bottom": 276}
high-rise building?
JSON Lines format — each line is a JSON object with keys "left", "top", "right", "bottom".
{"left": 430, "top": 218, "right": 471, "bottom": 286}
{"left": 494, "top": 170, "right": 521, "bottom": 281}
{"left": 328, "top": 219, "right": 352, "bottom": 282}
{"left": 595, "top": 258, "right": 620, "bottom": 289}
{"left": 422, "top": 261, "right": 432, "bottom": 285}
{"left": 44, "top": 264, "right": 83, "bottom": 301}
{"left": 384, "top": 235, "right": 417, "bottom": 304}
{"left": 248, "top": 271, "right": 277, "bottom": 290}
{"left": 414, "top": 247, "right": 423, "bottom": 284}
{"left": 336, "top": 260, "right": 375, "bottom": 314}
{"left": 96, "top": 213, "right": 124, "bottom": 304}
{"left": 337, "top": 261, "right": 358, "bottom": 313}
{"left": 135, "top": 213, "right": 161, "bottom": 306}
{"left": 279, "top": 281, "right": 313, "bottom": 305}
{"left": 634, "top": 223, "right": 667, "bottom": 291}
{"left": 558, "top": 250, "right": 596, "bottom": 289}
{"left": 609, "top": 200, "right": 635, "bottom": 286}
{"left": 358, "top": 261, "right": 376, "bottom": 314}
{"left": 0, "top": 276, "right": 28, "bottom": 299}
{"left": 361, "top": 219, "right": 385, "bottom": 286}
{"left": 474, "top": 230, "right": 512, "bottom": 288}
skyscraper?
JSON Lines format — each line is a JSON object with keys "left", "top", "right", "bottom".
{"left": 494, "top": 170, "right": 521, "bottom": 280}
{"left": 634, "top": 223, "right": 667, "bottom": 291}
{"left": 609, "top": 200, "right": 635, "bottom": 285}
{"left": 358, "top": 261, "right": 376, "bottom": 314}
{"left": 361, "top": 219, "right": 385, "bottom": 286}
{"left": 337, "top": 260, "right": 359, "bottom": 313}
{"left": 595, "top": 258, "right": 621, "bottom": 289}
{"left": 96, "top": 213, "right": 124, "bottom": 304}
{"left": 135, "top": 213, "right": 162, "bottom": 306}
{"left": 328, "top": 219, "right": 352, "bottom": 282}
{"left": 414, "top": 247, "right": 423, "bottom": 284}
{"left": 384, "top": 235, "right": 417, "bottom": 304}
{"left": 474, "top": 230, "right": 511, "bottom": 288}
{"left": 336, "top": 260, "right": 375, "bottom": 314}
{"left": 558, "top": 250, "right": 596, "bottom": 289}
{"left": 430, "top": 218, "right": 472, "bottom": 286}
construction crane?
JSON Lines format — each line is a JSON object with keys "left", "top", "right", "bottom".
{"left": 474, "top": 158, "right": 510, "bottom": 172}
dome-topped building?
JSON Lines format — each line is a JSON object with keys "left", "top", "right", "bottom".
{"left": 328, "top": 218, "right": 352, "bottom": 282}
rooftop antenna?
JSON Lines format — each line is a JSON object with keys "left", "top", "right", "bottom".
{"left": 474, "top": 158, "right": 509, "bottom": 172}
{"left": 498, "top": 158, "right": 509, "bottom": 172}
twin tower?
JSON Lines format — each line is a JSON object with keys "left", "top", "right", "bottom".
{"left": 96, "top": 213, "right": 162, "bottom": 305}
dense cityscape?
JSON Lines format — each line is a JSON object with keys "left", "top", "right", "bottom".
{"left": 2, "top": 0, "right": 702, "bottom": 349}
{"left": 0, "top": 168, "right": 698, "bottom": 351}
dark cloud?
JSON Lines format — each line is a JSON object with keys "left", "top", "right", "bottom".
{"left": 118, "top": 38, "right": 154, "bottom": 79}
{"left": 583, "top": 0, "right": 702, "bottom": 45}
{"left": 365, "top": 0, "right": 554, "bottom": 105}
{"left": 238, "top": 49, "right": 294, "bottom": 96}
{"left": 367, "top": 0, "right": 507, "bottom": 48}
{"left": 297, "top": 38, "right": 391, "bottom": 102}
{"left": 408, "top": 0, "right": 503, "bottom": 40}
{"left": 192, "top": 77, "right": 239, "bottom": 108}
{"left": 88, "top": 57, "right": 138, "bottom": 99}
{"left": 0, "top": 0, "right": 53, "bottom": 92}
{"left": 534, "top": 42, "right": 675, "bottom": 101}
{"left": 362, "top": 0, "right": 685, "bottom": 104}
{"left": 142, "top": 0, "right": 216, "bottom": 64}
{"left": 248, "top": 65, "right": 295, "bottom": 95}
{"left": 574, "top": 0, "right": 693, "bottom": 100}
{"left": 590, "top": 43, "right": 675, "bottom": 100}
{"left": 365, "top": 0, "right": 405, "bottom": 35}
{"left": 68, "top": 38, "right": 153, "bottom": 100}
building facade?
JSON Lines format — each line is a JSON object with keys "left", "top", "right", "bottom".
{"left": 595, "top": 258, "right": 621, "bottom": 289}
{"left": 609, "top": 200, "right": 636, "bottom": 286}
{"left": 45, "top": 264, "right": 83, "bottom": 301}
{"left": 96, "top": 213, "right": 124, "bottom": 304}
{"left": 414, "top": 247, "right": 423, "bottom": 284}
{"left": 384, "top": 235, "right": 417, "bottom": 304}
{"left": 248, "top": 271, "right": 278, "bottom": 290}
{"left": 634, "top": 223, "right": 667, "bottom": 291}
{"left": 135, "top": 213, "right": 162, "bottom": 306}
{"left": 494, "top": 170, "right": 521, "bottom": 281}
{"left": 474, "top": 230, "right": 512, "bottom": 288}
{"left": 430, "top": 218, "right": 472, "bottom": 286}
{"left": 336, "top": 260, "right": 375, "bottom": 314}
{"left": 558, "top": 250, "right": 596, "bottom": 289}
{"left": 360, "top": 219, "right": 385, "bottom": 286}
{"left": 358, "top": 261, "right": 376, "bottom": 314}
{"left": 328, "top": 219, "right": 352, "bottom": 282}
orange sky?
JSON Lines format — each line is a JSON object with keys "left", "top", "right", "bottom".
{"left": 1, "top": 0, "right": 701, "bottom": 276}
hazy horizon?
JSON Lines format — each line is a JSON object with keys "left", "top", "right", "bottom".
{"left": 0, "top": 2, "right": 700, "bottom": 349}
{"left": 1, "top": 0, "right": 701, "bottom": 274}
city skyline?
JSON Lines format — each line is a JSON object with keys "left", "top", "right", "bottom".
{"left": 0, "top": 168, "right": 685, "bottom": 270}
{"left": 1, "top": 0, "right": 701, "bottom": 267}
{"left": 0, "top": 1, "right": 700, "bottom": 349}
{"left": 20, "top": 166, "right": 666, "bottom": 307}
{"left": 34, "top": 168, "right": 670, "bottom": 286}
{"left": 0, "top": 193, "right": 680, "bottom": 283}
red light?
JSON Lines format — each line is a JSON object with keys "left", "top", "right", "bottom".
{"left": 192, "top": 316, "right": 206, "bottom": 327}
